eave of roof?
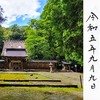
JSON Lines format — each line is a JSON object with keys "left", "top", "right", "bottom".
{"left": 4, "top": 48, "right": 28, "bottom": 57}
{"left": 28, "top": 60, "right": 58, "bottom": 63}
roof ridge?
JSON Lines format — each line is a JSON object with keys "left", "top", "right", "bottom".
{"left": 3, "top": 40, "right": 25, "bottom": 42}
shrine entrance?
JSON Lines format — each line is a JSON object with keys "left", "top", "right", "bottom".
{"left": 12, "top": 61, "right": 22, "bottom": 70}
{"left": 9, "top": 59, "right": 24, "bottom": 71}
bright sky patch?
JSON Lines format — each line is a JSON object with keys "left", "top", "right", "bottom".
{"left": 0, "top": 0, "right": 47, "bottom": 27}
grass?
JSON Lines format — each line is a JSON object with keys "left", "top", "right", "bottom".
{"left": 0, "top": 73, "right": 50, "bottom": 80}
{"left": 0, "top": 87, "right": 83, "bottom": 100}
{"left": 0, "top": 72, "right": 83, "bottom": 86}
{"left": 0, "top": 72, "right": 83, "bottom": 100}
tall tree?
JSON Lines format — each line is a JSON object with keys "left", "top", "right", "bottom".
{"left": 26, "top": 0, "right": 83, "bottom": 66}
{"left": 41, "top": 0, "right": 69, "bottom": 60}
{"left": 41, "top": 0, "right": 83, "bottom": 65}
{"left": 63, "top": 0, "right": 83, "bottom": 65}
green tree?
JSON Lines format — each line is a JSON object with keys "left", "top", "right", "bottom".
{"left": 63, "top": 0, "right": 83, "bottom": 65}
{"left": 25, "top": 19, "right": 51, "bottom": 60}
{"left": 3, "top": 27, "right": 12, "bottom": 40}
{"left": 26, "top": 0, "right": 83, "bottom": 66}
{"left": 41, "top": 0, "right": 83, "bottom": 65}
{"left": 9, "top": 24, "right": 26, "bottom": 40}
{"left": 41, "top": 0, "right": 68, "bottom": 60}
{"left": 0, "top": 26, "right": 4, "bottom": 52}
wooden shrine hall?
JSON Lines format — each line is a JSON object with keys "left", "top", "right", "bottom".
{"left": 1, "top": 40, "right": 28, "bottom": 70}
{"left": 0, "top": 40, "right": 71, "bottom": 72}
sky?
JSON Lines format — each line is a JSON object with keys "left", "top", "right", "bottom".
{"left": 0, "top": 0, "right": 47, "bottom": 27}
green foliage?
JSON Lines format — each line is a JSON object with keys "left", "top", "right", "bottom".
{"left": 25, "top": 0, "right": 83, "bottom": 66}
{"left": 25, "top": 20, "right": 51, "bottom": 60}
{"left": 2, "top": 27, "right": 12, "bottom": 40}
{"left": 0, "top": 26, "right": 4, "bottom": 54}
{"left": 63, "top": 0, "right": 83, "bottom": 65}
{"left": 0, "top": 6, "right": 6, "bottom": 55}
{"left": 2, "top": 25, "right": 27, "bottom": 40}
{"left": 9, "top": 24, "right": 26, "bottom": 40}
{"left": 0, "top": 26, "right": 4, "bottom": 42}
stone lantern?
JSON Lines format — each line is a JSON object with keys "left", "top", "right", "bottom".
{"left": 49, "top": 62, "right": 54, "bottom": 73}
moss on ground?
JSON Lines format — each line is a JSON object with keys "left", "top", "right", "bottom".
{"left": 0, "top": 87, "right": 83, "bottom": 100}
{"left": 0, "top": 73, "right": 50, "bottom": 80}
{"left": 0, "top": 72, "right": 83, "bottom": 100}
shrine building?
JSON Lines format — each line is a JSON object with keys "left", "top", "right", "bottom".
{"left": 0, "top": 40, "right": 71, "bottom": 72}
{"left": 1, "top": 40, "right": 27, "bottom": 70}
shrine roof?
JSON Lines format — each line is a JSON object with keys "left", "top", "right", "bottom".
{"left": 1, "top": 40, "right": 27, "bottom": 57}
{"left": 5, "top": 48, "right": 28, "bottom": 57}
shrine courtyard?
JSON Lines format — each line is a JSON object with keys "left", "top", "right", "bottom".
{"left": 0, "top": 71, "right": 83, "bottom": 100}
{"left": 0, "top": 41, "right": 83, "bottom": 99}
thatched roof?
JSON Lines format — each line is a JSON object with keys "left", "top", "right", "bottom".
{"left": 1, "top": 40, "right": 27, "bottom": 57}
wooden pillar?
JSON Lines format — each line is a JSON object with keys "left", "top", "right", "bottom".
{"left": 68, "top": 65, "right": 71, "bottom": 71}
{"left": 9, "top": 61, "right": 11, "bottom": 69}
{"left": 21, "top": 60, "right": 23, "bottom": 70}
